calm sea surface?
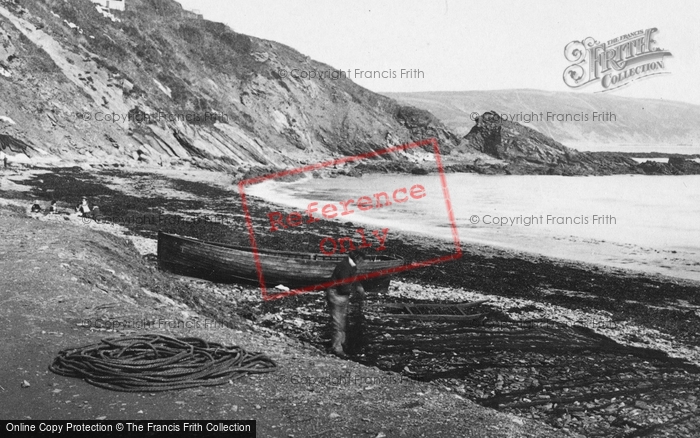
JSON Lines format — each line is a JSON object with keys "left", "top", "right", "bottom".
{"left": 247, "top": 174, "right": 700, "bottom": 282}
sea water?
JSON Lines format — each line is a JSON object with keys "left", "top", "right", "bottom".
{"left": 247, "top": 173, "right": 700, "bottom": 282}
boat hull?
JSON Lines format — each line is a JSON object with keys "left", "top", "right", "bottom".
{"left": 157, "top": 232, "right": 403, "bottom": 291}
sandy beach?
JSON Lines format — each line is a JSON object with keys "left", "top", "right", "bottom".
{"left": 2, "top": 165, "right": 700, "bottom": 437}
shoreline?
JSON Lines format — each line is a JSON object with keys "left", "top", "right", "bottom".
{"left": 0, "top": 203, "right": 560, "bottom": 438}
{"left": 3, "top": 166, "right": 700, "bottom": 436}
{"left": 245, "top": 173, "right": 700, "bottom": 284}
{"left": 4, "top": 165, "right": 700, "bottom": 318}
{"left": 3, "top": 165, "right": 699, "bottom": 355}
{"left": 3, "top": 209, "right": 698, "bottom": 364}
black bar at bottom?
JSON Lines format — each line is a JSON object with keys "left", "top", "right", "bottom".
{"left": 3, "top": 420, "right": 256, "bottom": 437}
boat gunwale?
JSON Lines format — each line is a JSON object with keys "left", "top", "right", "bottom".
{"left": 158, "top": 231, "right": 404, "bottom": 263}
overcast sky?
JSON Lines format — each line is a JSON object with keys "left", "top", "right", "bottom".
{"left": 177, "top": 0, "right": 700, "bottom": 106}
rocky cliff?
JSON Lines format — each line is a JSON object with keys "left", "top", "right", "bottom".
{"left": 636, "top": 156, "right": 700, "bottom": 175}
{"left": 0, "top": 0, "right": 457, "bottom": 170}
{"left": 458, "top": 111, "right": 639, "bottom": 175}
{"left": 0, "top": 0, "right": 693, "bottom": 177}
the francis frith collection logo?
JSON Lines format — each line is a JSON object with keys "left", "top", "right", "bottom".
{"left": 563, "top": 27, "right": 672, "bottom": 92}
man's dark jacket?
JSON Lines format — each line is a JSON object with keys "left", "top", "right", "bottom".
{"left": 330, "top": 257, "right": 359, "bottom": 295}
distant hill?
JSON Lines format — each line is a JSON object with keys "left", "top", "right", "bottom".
{"left": 384, "top": 89, "right": 700, "bottom": 154}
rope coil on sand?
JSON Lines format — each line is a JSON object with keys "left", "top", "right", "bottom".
{"left": 49, "top": 334, "right": 277, "bottom": 392}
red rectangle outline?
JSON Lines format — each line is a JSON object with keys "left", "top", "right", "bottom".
{"left": 238, "top": 137, "right": 462, "bottom": 300}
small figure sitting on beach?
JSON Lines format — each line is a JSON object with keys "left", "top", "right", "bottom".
{"left": 30, "top": 202, "right": 42, "bottom": 213}
{"left": 76, "top": 196, "right": 91, "bottom": 217}
{"left": 49, "top": 200, "right": 58, "bottom": 214}
{"left": 91, "top": 205, "right": 101, "bottom": 221}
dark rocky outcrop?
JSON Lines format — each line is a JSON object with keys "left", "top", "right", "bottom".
{"left": 0, "top": 133, "right": 32, "bottom": 154}
{"left": 668, "top": 156, "right": 700, "bottom": 173}
{"left": 459, "top": 111, "right": 640, "bottom": 175}
{"left": 638, "top": 157, "right": 700, "bottom": 175}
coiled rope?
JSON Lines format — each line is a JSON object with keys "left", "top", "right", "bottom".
{"left": 49, "top": 334, "right": 278, "bottom": 392}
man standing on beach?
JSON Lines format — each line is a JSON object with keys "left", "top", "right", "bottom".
{"left": 326, "top": 249, "right": 366, "bottom": 358}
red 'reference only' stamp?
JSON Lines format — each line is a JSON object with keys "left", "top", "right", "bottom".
{"left": 238, "top": 138, "right": 462, "bottom": 300}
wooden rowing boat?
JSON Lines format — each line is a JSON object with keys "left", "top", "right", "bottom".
{"left": 157, "top": 231, "right": 404, "bottom": 291}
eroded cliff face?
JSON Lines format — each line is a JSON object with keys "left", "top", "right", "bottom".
{"left": 1, "top": 1, "right": 687, "bottom": 176}
{"left": 0, "top": 0, "right": 457, "bottom": 170}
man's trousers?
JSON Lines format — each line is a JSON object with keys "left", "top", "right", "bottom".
{"left": 326, "top": 287, "right": 365, "bottom": 355}
{"left": 326, "top": 287, "right": 350, "bottom": 354}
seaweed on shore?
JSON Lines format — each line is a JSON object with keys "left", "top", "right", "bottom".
{"left": 16, "top": 167, "right": 700, "bottom": 347}
{"left": 6, "top": 167, "right": 700, "bottom": 436}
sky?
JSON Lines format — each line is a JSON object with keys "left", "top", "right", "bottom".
{"left": 176, "top": 0, "right": 700, "bottom": 106}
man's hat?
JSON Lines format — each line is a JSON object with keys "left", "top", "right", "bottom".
{"left": 349, "top": 249, "right": 367, "bottom": 261}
